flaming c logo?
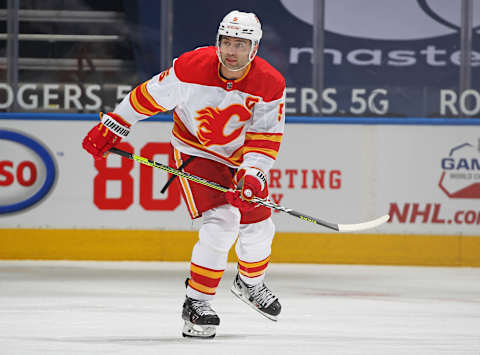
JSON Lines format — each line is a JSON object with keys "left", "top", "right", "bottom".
{"left": 195, "top": 97, "right": 259, "bottom": 147}
{"left": 195, "top": 104, "right": 252, "bottom": 147}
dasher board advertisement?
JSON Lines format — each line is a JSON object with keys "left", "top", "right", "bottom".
{"left": 1, "top": 117, "right": 479, "bottom": 237}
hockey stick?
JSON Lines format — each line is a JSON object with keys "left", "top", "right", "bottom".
{"left": 108, "top": 147, "right": 389, "bottom": 232}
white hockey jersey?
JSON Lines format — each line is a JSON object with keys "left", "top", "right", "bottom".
{"left": 113, "top": 46, "right": 286, "bottom": 172}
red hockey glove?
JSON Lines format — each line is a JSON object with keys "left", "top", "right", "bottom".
{"left": 225, "top": 190, "right": 256, "bottom": 212}
{"left": 82, "top": 113, "right": 131, "bottom": 160}
{"left": 225, "top": 167, "right": 268, "bottom": 212}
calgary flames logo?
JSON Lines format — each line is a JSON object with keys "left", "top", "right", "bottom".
{"left": 194, "top": 104, "right": 253, "bottom": 147}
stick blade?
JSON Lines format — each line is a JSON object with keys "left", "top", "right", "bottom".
{"left": 337, "top": 214, "right": 390, "bottom": 232}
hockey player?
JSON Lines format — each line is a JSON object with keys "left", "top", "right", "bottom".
{"left": 82, "top": 10, "right": 285, "bottom": 338}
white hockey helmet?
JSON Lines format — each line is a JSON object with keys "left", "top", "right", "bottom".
{"left": 216, "top": 10, "right": 263, "bottom": 70}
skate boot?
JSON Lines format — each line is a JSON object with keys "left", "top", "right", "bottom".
{"left": 182, "top": 296, "right": 220, "bottom": 338}
{"left": 231, "top": 273, "right": 281, "bottom": 321}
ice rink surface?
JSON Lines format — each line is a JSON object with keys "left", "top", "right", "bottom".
{"left": 0, "top": 261, "right": 479, "bottom": 355}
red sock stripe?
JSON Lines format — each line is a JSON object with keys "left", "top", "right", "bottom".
{"left": 188, "top": 263, "right": 224, "bottom": 295}
{"left": 237, "top": 256, "right": 270, "bottom": 278}
{"left": 238, "top": 262, "right": 269, "bottom": 274}
{"left": 190, "top": 262, "right": 223, "bottom": 273}
{"left": 190, "top": 271, "right": 222, "bottom": 288}
{"left": 188, "top": 279, "right": 216, "bottom": 295}
{"left": 238, "top": 256, "right": 270, "bottom": 268}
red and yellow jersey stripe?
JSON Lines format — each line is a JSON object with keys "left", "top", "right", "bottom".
{"left": 242, "top": 132, "right": 282, "bottom": 160}
{"left": 129, "top": 81, "right": 168, "bottom": 116}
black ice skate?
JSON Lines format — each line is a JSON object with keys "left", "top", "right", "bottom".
{"left": 182, "top": 296, "right": 220, "bottom": 338}
{"left": 231, "top": 273, "right": 281, "bottom": 321}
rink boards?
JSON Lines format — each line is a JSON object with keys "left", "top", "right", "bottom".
{"left": 0, "top": 115, "right": 479, "bottom": 265}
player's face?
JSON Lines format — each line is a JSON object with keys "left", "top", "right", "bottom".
{"left": 219, "top": 36, "right": 254, "bottom": 71}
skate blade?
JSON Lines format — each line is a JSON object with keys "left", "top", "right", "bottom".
{"left": 182, "top": 320, "right": 217, "bottom": 339}
{"left": 230, "top": 286, "right": 278, "bottom": 322}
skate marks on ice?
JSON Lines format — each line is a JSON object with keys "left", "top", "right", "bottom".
{"left": 0, "top": 335, "right": 185, "bottom": 345}
{"left": 0, "top": 333, "right": 253, "bottom": 344}
{"left": 0, "top": 261, "right": 480, "bottom": 354}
